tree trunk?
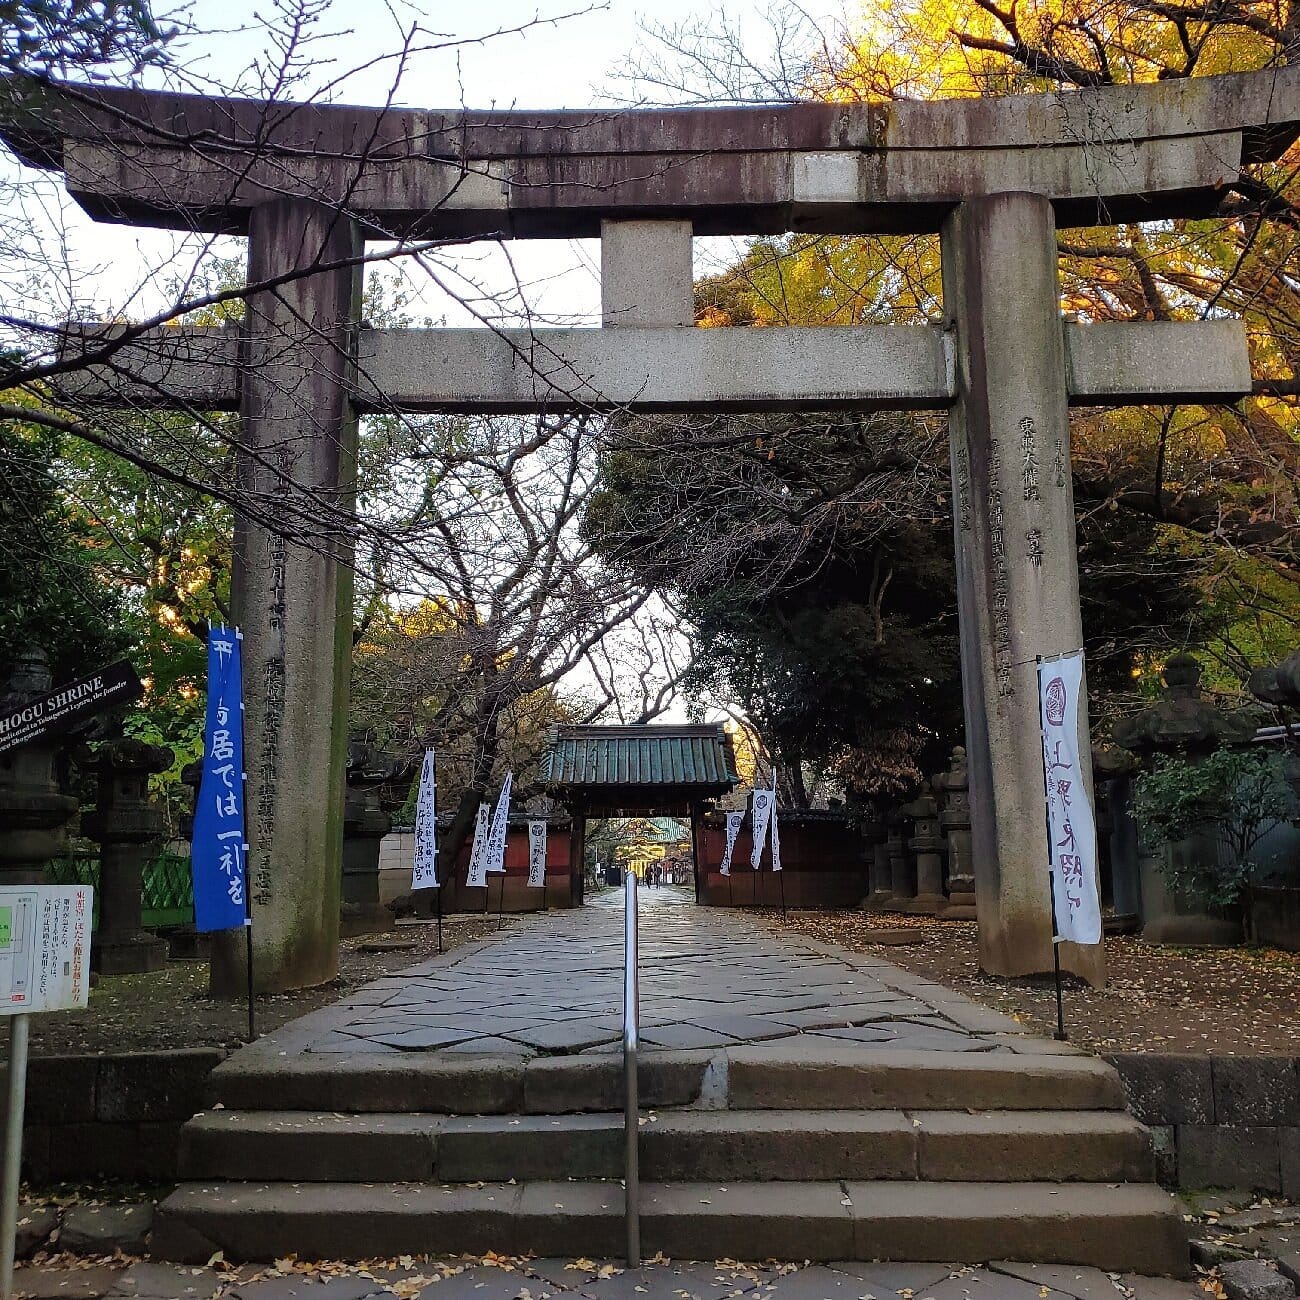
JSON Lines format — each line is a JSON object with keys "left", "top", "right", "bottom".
{"left": 786, "top": 758, "right": 810, "bottom": 809}
{"left": 415, "top": 696, "right": 501, "bottom": 911}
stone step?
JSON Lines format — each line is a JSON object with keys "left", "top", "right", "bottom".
{"left": 208, "top": 1049, "right": 711, "bottom": 1114}
{"left": 153, "top": 1178, "right": 1190, "bottom": 1276}
{"left": 725, "top": 1045, "right": 1126, "bottom": 1111}
{"left": 180, "top": 1107, "right": 1154, "bottom": 1185}
{"left": 209, "top": 1045, "right": 1123, "bottom": 1114}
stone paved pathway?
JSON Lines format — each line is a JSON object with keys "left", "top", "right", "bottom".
{"left": 264, "top": 887, "right": 1050, "bottom": 1058}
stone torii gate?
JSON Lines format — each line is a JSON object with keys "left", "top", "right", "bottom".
{"left": 3, "top": 68, "right": 1296, "bottom": 990}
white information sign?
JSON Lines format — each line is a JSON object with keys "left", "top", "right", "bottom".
{"left": 1037, "top": 651, "right": 1103, "bottom": 946}
{"left": 0, "top": 885, "right": 93, "bottom": 1015}
{"left": 411, "top": 748, "right": 439, "bottom": 890}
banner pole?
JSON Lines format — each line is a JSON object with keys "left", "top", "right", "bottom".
{"left": 1036, "top": 654, "right": 1069, "bottom": 1042}
{"left": 778, "top": 866, "right": 787, "bottom": 923}
{"left": 1050, "top": 890, "right": 1068, "bottom": 1041}
{"left": 497, "top": 872, "right": 506, "bottom": 931}
{"left": 436, "top": 885, "right": 443, "bottom": 954}
{"left": 236, "top": 626, "right": 255, "bottom": 1044}
{"left": 1, "top": 1014, "right": 30, "bottom": 1300}
{"left": 244, "top": 918, "right": 256, "bottom": 1043}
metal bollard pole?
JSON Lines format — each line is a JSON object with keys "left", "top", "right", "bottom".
{"left": 623, "top": 871, "right": 640, "bottom": 1267}
{"left": 2, "top": 1013, "right": 31, "bottom": 1300}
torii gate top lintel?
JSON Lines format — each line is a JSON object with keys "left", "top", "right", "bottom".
{"left": 2, "top": 68, "right": 1297, "bottom": 237}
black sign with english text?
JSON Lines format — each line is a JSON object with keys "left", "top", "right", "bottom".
{"left": 0, "top": 661, "right": 143, "bottom": 756}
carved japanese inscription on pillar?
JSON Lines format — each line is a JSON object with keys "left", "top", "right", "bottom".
{"left": 1026, "top": 527, "right": 1044, "bottom": 567}
{"left": 1019, "top": 416, "right": 1040, "bottom": 501}
{"left": 252, "top": 446, "right": 292, "bottom": 911}
{"left": 986, "top": 437, "right": 1014, "bottom": 697}
{"left": 955, "top": 440, "right": 973, "bottom": 532}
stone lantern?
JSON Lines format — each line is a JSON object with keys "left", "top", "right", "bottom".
{"left": 899, "top": 791, "right": 946, "bottom": 914}
{"left": 81, "top": 736, "right": 173, "bottom": 974}
{"left": 341, "top": 736, "right": 415, "bottom": 933}
{"left": 1092, "top": 742, "right": 1141, "bottom": 924}
{"left": 1246, "top": 649, "right": 1300, "bottom": 947}
{"left": 0, "top": 648, "right": 79, "bottom": 887}
{"left": 935, "top": 745, "right": 977, "bottom": 920}
{"left": 179, "top": 759, "right": 203, "bottom": 839}
{"left": 1112, "top": 652, "right": 1256, "bottom": 944}
{"left": 1249, "top": 648, "right": 1300, "bottom": 801}
{"left": 860, "top": 804, "right": 893, "bottom": 910}
{"left": 884, "top": 804, "right": 915, "bottom": 907}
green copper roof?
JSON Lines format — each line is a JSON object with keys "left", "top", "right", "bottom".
{"left": 541, "top": 724, "right": 739, "bottom": 791}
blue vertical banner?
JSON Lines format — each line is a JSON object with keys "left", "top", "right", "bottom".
{"left": 191, "top": 625, "right": 250, "bottom": 933}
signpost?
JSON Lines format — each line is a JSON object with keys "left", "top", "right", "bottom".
{"left": 1, "top": 885, "right": 93, "bottom": 1300}
{"left": 0, "top": 662, "right": 142, "bottom": 757}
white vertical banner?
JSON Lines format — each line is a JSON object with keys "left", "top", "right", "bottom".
{"left": 719, "top": 810, "right": 744, "bottom": 876}
{"left": 486, "top": 771, "right": 513, "bottom": 874}
{"left": 1038, "top": 651, "right": 1102, "bottom": 945}
{"left": 411, "top": 748, "right": 438, "bottom": 889}
{"left": 466, "top": 801, "right": 492, "bottom": 888}
{"left": 749, "top": 787, "right": 774, "bottom": 870}
{"left": 769, "top": 768, "right": 783, "bottom": 873}
{"left": 527, "top": 819, "right": 548, "bottom": 888}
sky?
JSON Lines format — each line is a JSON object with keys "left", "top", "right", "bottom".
{"left": 10, "top": 0, "right": 848, "bottom": 328}
{"left": 1, "top": 0, "right": 852, "bottom": 722}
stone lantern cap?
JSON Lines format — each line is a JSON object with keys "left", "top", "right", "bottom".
{"left": 1112, "top": 652, "right": 1257, "bottom": 757}
{"left": 1249, "top": 649, "right": 1300, "bottom": 710}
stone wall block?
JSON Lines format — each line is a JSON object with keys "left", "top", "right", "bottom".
{"left": 1212, "top": 1058, "right": 1300, "bottom": 1126}
{"left": 1148, "top": 1124, "right": 1178, "bottom": 1186}
{"left": 1282, "top": 1128, "right": 1300, "bottom": 1198}
{"left": 49, "top": 1121, "right": 185, "bottom": 1182}
{"left": 19, "top": 1125, "right": 50, "bottom": 1185}
{"left": 21, "top": 1056, "right": 98, "bottom": 1123}
{"left": 96, "top": 1049, "right": 223, "bottom": 1123}
{"left": 1178, "top": 1125, "right": 1282, "bottom": 1192}
{"left": 1105, "top": 1053, "right": 1214, "bottom": 1125}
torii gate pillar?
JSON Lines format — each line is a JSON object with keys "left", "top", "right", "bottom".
{"left": 211, "top": 198, "right": 362, "bottom": 996}
{"left": 942, "top": 192, "right": 1106, "bottom": 986}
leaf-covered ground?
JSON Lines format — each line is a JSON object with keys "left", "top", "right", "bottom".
{"left": 761, "top": 910, "right": 1300, "bottom": 1054}
{"left": 0, "top": 917, "right": 503, "bottom": 1057}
